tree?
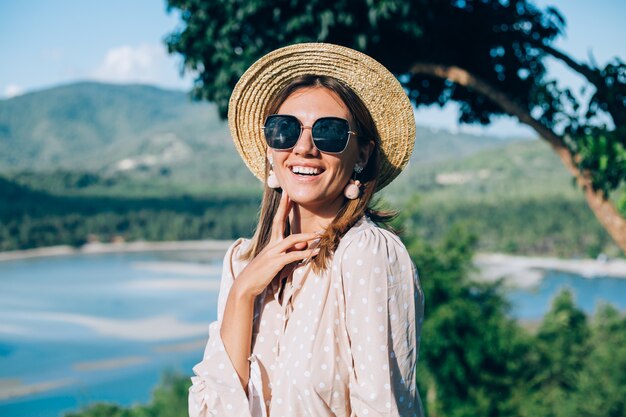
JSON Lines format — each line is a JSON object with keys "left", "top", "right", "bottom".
{"left": 516, "top": 289, "right": 590, "bottom": 417}
{"left": 569, "top": 304, "right": 626, "bottom": 417}
{"left": 165, "top": 0, "right": 626, "bottom": 254}
{"left": 405, "top": 224, "right": 532, "bottom": 417}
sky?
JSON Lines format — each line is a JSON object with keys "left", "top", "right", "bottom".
{"left": 1, "top": 0, "right": 624, "bottom": 138}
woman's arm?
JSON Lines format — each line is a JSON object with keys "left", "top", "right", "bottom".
{"left": 219, "top": 280, "right": 256, "bottom": 393}
{"left": 188, "top": 239, "right": 252, "bottom": 417}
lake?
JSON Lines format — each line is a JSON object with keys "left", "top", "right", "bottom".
{"left": 1, "top": 250, "right": 626, "bottom": 417}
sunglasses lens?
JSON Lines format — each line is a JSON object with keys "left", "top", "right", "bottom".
{"left": 312, "top": 118, "right": 350, "bottom": 153}
{"left": 264, "top": 115, "right": 301, "bottom": 149}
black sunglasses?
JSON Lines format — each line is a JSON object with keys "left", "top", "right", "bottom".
{"left": 262, "top": 114, "right": 357, "bottom": 153}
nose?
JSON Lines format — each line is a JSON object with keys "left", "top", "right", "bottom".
{"left": 293, "top": 126, "right": 319, "bottom": 156}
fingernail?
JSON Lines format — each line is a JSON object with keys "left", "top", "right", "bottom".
{"left": 311, "top": 238, "right": 320, "bottom": 244}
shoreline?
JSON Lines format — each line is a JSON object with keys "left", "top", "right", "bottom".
{"left": 473, "top": 252, "right": 626, "bottom": 288}
{"left": 2, "top": 242, "right": 626, "bottom": 285}
{"left": 0, "top": 239, "right": 234, "bottom": 262}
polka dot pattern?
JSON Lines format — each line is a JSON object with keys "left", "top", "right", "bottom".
{"left": 188, "top": 217, "right": 425, "bottom": 416}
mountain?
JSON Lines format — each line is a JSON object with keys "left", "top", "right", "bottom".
{"left": 386, "top": 138, "right": 573, "bottom": 202}
{"left": 0, "top": 82, "right": 226, "bottom": 168}
{"left": 0, "top": 82, "right": 525, "bottom": 187}
{"left": 410, "top": 125, "right": 531, "bottom": 165}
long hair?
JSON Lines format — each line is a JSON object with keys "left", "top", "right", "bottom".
{"left": 241, "top": 75, "right": 396, "bottom": 273}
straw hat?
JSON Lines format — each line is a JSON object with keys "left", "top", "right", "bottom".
{"left": 228, "top": 42, "right": 416, "bottom": 190}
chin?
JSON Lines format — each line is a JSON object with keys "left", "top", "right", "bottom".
{"left": 286, "top": 191, "right": 324, "bottom": 205}
{"left": 287, "top": 189, "right": 344, "bottom": 211}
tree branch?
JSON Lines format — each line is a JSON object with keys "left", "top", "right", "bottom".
{"left": 527, "top": 41, "right": 603, "bottom": 86}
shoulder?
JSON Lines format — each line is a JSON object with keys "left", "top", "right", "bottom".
{"left": 222, "top": 237, "right": 252, "bottom": 278}
{"left": 333, "top": 216, "right": 412, "bottom": 272}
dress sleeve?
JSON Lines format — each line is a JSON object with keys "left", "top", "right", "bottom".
{"left": 188, "top": 238, "right": 256, "bottom": 417}
{"left": 338, "top": 228, "right": 425, "bottom": 417}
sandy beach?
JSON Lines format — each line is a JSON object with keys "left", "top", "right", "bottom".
{"left": 0, "top": 377, "right": 76, "bottom": 401}
{"left": 473, "top": 252, "right": 626, "bottom": 288}
{"left": 0, "top": 239, "right": 234, "bottom": 262}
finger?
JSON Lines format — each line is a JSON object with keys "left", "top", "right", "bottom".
{"left": 291, "top": 241, "right": 308, "bottom": 251}
{"left": 271, "top": 192, "right": 291, "bottom": 241}
{"left": 283, "top": 247, "right": 321, "bottom": 264}
{"left": 289, "top": 237, "right": 322, "bottom": 252}
{"left": 273, "top": 232, "right": 320, "bottom": 253}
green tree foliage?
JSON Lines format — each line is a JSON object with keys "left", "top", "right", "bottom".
{"left": 407, "top": 225, "right": 532, "bottom": 417}
{"left": 165, "top": 0, "right": 560, "bottom": 120}
{"left": 0, "top": 175, "right": 260, "bottom": 251}
{"left": 64, "top": 373, "right": 191, "bottom": 417}
{"left": 535, "top": 290, "right": 590, "bottom": 392}
{"left": 404, "top": 194, "right": 617, "bottom": 258}
{"left": 408, "top": 226, "right": 626, "bottom": 417}
{"left": 570, "top": 305, "right": 626, "bottom": 417}
{"left": 514, "top": 290, "right": 590, "bottom": 417}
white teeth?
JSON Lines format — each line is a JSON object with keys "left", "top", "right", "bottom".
{"left": 291, "top": 166, "right": 321, "bottom": 175}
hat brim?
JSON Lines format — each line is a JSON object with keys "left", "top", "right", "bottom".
{"left": 228, "top": 43, "right": 416, "bottom": 190}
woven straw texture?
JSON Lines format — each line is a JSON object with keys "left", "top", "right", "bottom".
{"left": 228, "top": 43, "right": 416, "bottom": 190}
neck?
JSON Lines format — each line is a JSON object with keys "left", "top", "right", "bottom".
{"left": 289, "top": 196, "right": 345, "bottom": 234}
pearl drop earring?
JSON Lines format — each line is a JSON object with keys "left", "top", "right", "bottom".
{"left": 344, "top": 164, "right": 363, "bottom": 199}
{"left": 267, "top": 155, "right": 280, "bottom": 189}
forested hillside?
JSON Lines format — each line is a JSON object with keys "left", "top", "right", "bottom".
{"left": 1, "top": 82, "right": 622, "bottom": 257}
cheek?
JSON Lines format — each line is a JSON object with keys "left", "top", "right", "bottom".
{"left": 333, "top": 148, "right": 360, "bottom": 180}
{"left": 335, "top": 163, "right": 353, "bottom": 182}
{"left": 270, "top": 152, "right": 285, "bottom": 174}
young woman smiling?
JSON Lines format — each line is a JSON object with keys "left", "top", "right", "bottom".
{"left": 189, "top": 43, "right": 425, "bottom": 417}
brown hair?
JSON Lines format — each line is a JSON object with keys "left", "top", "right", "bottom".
{"left": 241, "top": 75, "right": 397, "bottom": 273}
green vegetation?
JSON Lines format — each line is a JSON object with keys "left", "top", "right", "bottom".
{"left": 388, "top": 139, "right": 624, "bottom": 258}
{"left": 64, "top": 226, "right": 626, "bottom": 417}
{"left": 2, "top": 137, "right": 623, "bottom": 257}
{"left": 409, "top": 227, "right": 626, "bottom": 417}
{"left": 0, "top": 174, "right": 260, "bottom": 251}
{"left": 64, "top": 372, "right": 190, "bottom": 417}
{"left": 0, "top": 83, "right": 223, "bottom": 171}
{"left": 5, "top": 82, "right": 620, "bottom": 257}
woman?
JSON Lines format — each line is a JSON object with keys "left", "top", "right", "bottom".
{"left": 189, "top": 43, "right": 424, "bottom": 417}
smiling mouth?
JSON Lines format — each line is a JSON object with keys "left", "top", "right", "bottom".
{"left": 290, "top": 166, "right": 323, "bottom": 176}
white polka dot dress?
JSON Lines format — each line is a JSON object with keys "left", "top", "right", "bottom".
{"left": 189, "top": 216, "right": 425, "bottom": 417}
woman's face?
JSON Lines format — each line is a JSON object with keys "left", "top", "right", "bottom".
{"left": 268, "top": 87, "right": 371, "bottom": 215}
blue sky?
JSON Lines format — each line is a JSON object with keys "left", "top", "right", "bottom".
{"left": 1, "top": 0, "right": 624, "bottom": 138}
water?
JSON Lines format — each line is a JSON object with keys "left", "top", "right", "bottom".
{"left": 1, "top": 251, "right": 626, "bottom": 417}
{"left": 0, "top": 251, "right": 223, "bottom": 417}
{"left": 507, "top": 269, "right": 626, "bottom": 320}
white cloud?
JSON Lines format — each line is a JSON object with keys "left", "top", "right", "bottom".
{"left": 3, "top": 84, "right": 24, "bottom": 98}
{"left": 91, "top": 43, "right": 192, "bottom": 89}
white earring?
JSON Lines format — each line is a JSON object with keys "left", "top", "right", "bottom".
{"left": 267, "top": 155, "right": 280, "bottom": 189}
{"left": 344, "top": 164, "right": 363, "bottom": 200}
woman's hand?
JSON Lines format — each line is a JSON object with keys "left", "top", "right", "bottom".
{"left": 233, "top": 192, "right": 320, "bottom": 298}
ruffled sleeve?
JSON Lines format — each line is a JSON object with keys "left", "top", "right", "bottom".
{"left": 188, "top": 238, "right": 257, "bottom": 417}
{"left": 337, "top": 227, "right": 425, "bottom": 417}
